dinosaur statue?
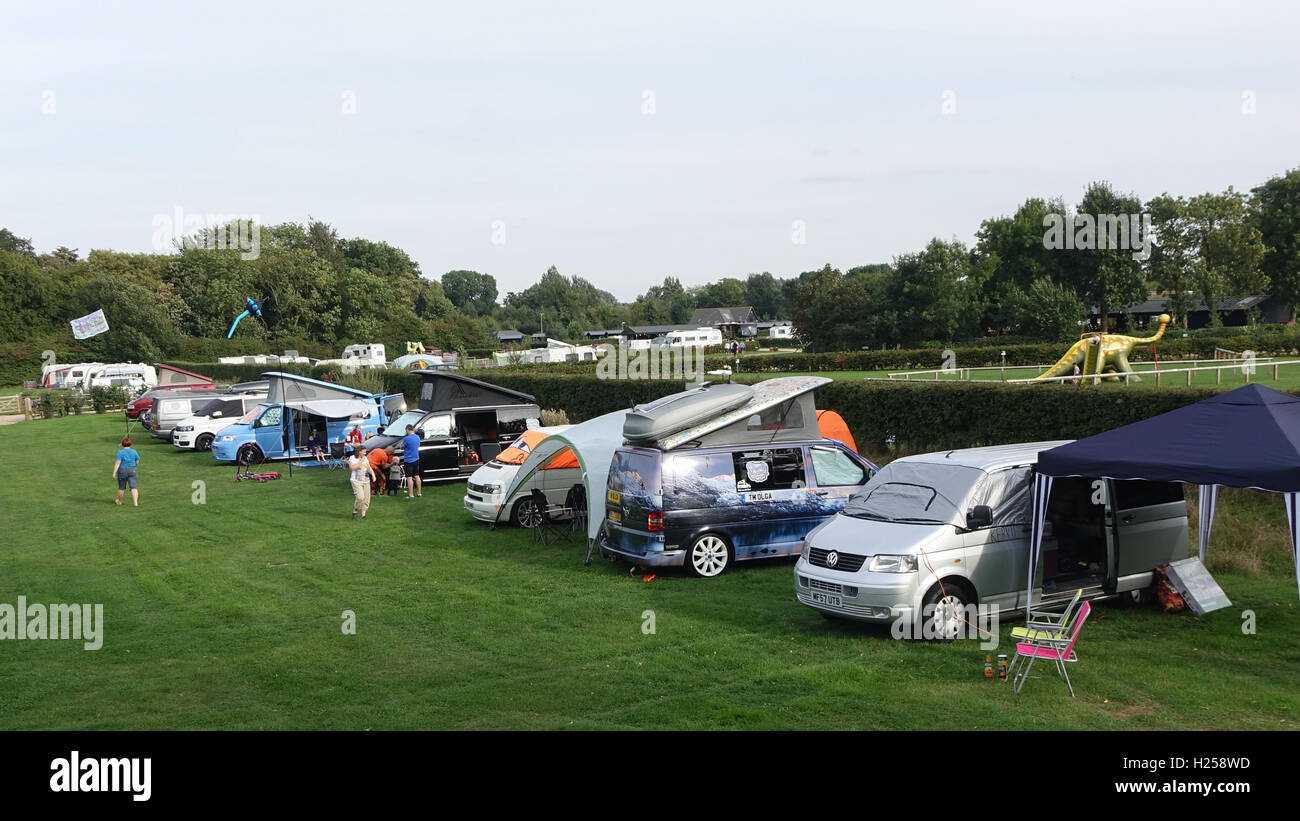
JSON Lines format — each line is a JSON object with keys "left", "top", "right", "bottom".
{"left": 1032, "top": 313, "right": 1171, "bottom": 383}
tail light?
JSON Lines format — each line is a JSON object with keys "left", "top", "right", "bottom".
{"left": 647, "top": 511, "right": 664, "bottom": 532}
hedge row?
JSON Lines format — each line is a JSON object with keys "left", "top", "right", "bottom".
{"left": 435, "top": 372, "right": 1249, "bottom": 460}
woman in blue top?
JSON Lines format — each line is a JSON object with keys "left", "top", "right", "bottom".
{"left": 113, "top": 437, "right": 142, "bottom": 507}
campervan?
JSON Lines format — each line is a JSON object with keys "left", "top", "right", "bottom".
{"left": 172, "top": 391, "right": 270, "bottom": 451}
{"left": 318, "top": 343, "right": 388, "bottom": 370}
{"left": 463, "top": 426, "right": 580, "bottom": 525}
{"left": 363, "top": 371, "right": 540, "bottom": 483}
{"left": 210, "top": 372, "right": 404, "bottom": 463}
{"left": 793, "top": 442, "right": 1190, "bottom": 637}
{"left": 599, "top": 377, "right": 878, "bottom": 577}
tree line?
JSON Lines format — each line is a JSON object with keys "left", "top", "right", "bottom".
{"left": 1, "top": 168, "right": 1297, "bottom": 362}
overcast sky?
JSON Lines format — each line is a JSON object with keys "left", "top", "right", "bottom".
{"left": 2, "top": 0, "right": 1298, "bottom": 301}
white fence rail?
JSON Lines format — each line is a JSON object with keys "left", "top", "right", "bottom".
{"left": 877, "top": 356, "right": 1294, "bottom": 386}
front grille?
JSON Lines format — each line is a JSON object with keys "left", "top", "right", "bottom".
{"left": 808, "top": 547, "right": 867, "bottom": 572}
{"left": 797, "top": 592, "right": 883, "bottom": 617}
{"left": 468, "top": 482, "right": 488, "bottom": 494}
{"left": 809, "top": 578, "right": 843, "bottom": 595}
{"left": 466, "top": 493, "right": 483, "bottom": 502}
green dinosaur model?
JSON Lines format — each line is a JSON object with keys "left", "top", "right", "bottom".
{"left": 1032, "top": 313, "right": 1171, "bottom": 382}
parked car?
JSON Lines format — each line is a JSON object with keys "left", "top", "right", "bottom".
{"left": 793, "top": 441, "right": 1189, "bottom": 637}
{"left": 172, "top": 392, "right": 270, "bottom": 451}
{"left": 462, "top": 426, "right": 578, "bottom": 526}
{"left": 146, "top": 389, "right": 232, "bottom": 442}
{"left": 599, "top": 377, "right": 877, "bottom": 577}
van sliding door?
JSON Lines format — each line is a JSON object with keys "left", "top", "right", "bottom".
{"left": 1105, "top": 479, "right": 1189, "bottom": 593}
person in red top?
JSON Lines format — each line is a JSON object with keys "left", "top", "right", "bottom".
{"left": 367, "top": 445, "right": 394, "bottom": 496}
{"left": 346, "top": 425, "right": 364, "bottom": 445}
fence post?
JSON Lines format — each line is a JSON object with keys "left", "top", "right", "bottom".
{"left": 21, "top": 395, "right": 32, "bottom": 421}
{"left": 1186, "top": 369, "right": 1192, "bottom": 387}
{"left": 1275, "top": 363, "right": 1280, "bottom": 381}
{"left": 1216, "top": 367, "right": 1222, "bottom": 385}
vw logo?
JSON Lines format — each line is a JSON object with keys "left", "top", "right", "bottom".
{"left": 826, "top": 551, "right": 839, "bottom": 568}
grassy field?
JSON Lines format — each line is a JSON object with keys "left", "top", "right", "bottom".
{"left": 1, "top": 413, "right": 1298, "bottom": 730}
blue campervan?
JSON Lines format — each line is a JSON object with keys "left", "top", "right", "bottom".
{"left": 600, "top": 378, "right": 877, "bottom": 578}
{"left": 210, "top": 372, "right": 405, "bottom": 463}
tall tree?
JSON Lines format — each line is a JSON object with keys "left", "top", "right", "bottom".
{"left": 1251, "top": 168, "right": 1300, "bottom": 322}
{"left": 1184, "top": 188, "right": 1268, "bottom": 326}
{"left": 441, "top": 270, "right": 499, "bottom": 316}
{"left": 1059, "top": 181, "right": 1147, "bottom": 330}
{"left": 1145, "top": 194, "right": 1198, "bottom": 328}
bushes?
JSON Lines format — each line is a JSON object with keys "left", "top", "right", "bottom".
{"left": 446, "top": 371, "right": 1239, "bottom": 461}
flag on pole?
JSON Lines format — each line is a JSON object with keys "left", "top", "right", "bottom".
{"left": 70, "top": 309, "right": 109, "bottom": 340}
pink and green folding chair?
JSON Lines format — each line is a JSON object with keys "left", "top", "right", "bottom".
{"left": 1012, "top": 601, "right": 1091, "bottom": 698}
{"left": 1005, "top": 589, "right": 1083, "bottom": 682}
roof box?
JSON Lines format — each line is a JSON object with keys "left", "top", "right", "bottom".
{"left": 623, "top": 383, "right": 755, "bottom": 443}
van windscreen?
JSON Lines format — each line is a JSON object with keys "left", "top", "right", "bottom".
{"left": 844, "top": 462, "right": 984, "bottom": 526}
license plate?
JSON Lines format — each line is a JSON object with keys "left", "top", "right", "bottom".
{"left": 810, "top": 592, "right": 842, "bottom": 607}
{"left": 607, "top": 490, "right": 621, "bottom": 504}
{"left": 609, "top": 510, "right": 622, "bottom": 523}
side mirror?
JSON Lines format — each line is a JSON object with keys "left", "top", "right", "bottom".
{"left": 415, "top": 429, "right": 425, "bottom": 438}
{"left": 966, "top": 505, "right": 993, "bottom": 529}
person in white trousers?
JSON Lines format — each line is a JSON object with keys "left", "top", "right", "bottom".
{"left": 347, "top": 446, "right": 377, "bottom": 519}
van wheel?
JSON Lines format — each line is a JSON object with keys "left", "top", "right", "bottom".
{"left": 196, "top": 433, "right": 214, "bottom": 452}
{"left": 237, "top": 443, "right": 263, "bottom": 466}
{"left": 512, "top": 497, "right": 543, "bottom": 528}
{"left": 920, "top": 582, "right": 972, "bottom": 641}
{"left": 1116, "top": 586, "right": 1152, "bottom": 608}
{"left": 686, "top": 534, "right": 731, "bottom": 578}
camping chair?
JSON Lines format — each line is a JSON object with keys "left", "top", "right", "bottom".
{"left": 1005, "top": 590, "right": 1083, "bottom": 683}
{"left": 1012, "top": 601, "right": 1092, "bottom": 697}
{"left": 1011, "top": 589, "right": 1083, "bottom": 642}
{"left": 565, "top": 483, "right": 587, "bottom": 540}
{"left": 530, "top": 489, "right": 563, "bottom": 546}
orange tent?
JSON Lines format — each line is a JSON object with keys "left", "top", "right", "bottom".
{"left": 496, "top": 429, "right": 579, "bottom": 469}
{"left": 816, "top": 409, "right": 857, "bottom": 453}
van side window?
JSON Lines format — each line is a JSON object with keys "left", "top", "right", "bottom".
{"left": 810, "top": 446, "right": 866, "bottom": 487}
{"left": 666, "top": 453, "right": 734, "bottom": 508}
{"left": 745, "top": 399, "right": 803, "bottom": 431}
{"left": 221, "top": 400, "right": 242, "bottom": 416}
{"left": 1114, "top": 480, "right": 1185, "bottom": 510}
{"left": 733, "top": 448, "right": 806, "bottom": 491}
{"left": 422, "top": 414, "right": 452, "bottom": 438}
{"left": 255, "top": 406, "right": 281, "bottom": 428}
{"left": 985, "top": 467, "right": 1033, "bottom": 526}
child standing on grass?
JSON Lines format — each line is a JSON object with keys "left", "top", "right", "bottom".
{"left": 113, "top": 437, "right": 141, "bottom": 507}
{"left": 347, "top": 445, "right": 376, "bottom": 519}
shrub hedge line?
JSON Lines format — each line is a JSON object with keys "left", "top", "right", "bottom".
{"left": 403, "top": 371, "right": 1257, "bottom": 460}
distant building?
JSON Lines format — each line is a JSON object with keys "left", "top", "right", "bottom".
{"left": 496, "top": 329, "right": 525, "bottom": 344}
{"left": 1089, "top": 295, "right": 1290, "bottom": 330}
{"left": 690, "top": 306, "right": 759, "bottom": 338}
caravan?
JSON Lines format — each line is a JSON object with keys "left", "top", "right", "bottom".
{"left": 210, "top": 372, "right": 403, "bottom": 463}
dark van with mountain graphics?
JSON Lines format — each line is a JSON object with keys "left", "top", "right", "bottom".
{"left": 600, "top": 377, "right": 877, "bottom": 577}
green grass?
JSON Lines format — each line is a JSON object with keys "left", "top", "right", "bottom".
{"left": 2, "top": 413, "right": 1299, "bottom": 730}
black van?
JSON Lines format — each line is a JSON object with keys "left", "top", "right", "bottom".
{"left": 599, "top": 378, "right": 877, "bottom": 577}
{"left": 363, "top": 371, "right": 541, "bottom": 484}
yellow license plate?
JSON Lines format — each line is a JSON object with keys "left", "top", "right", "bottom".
{"left": 607, "top": 490, "right": 621, "bottom": 504}
{"left": 609, "top": 510, "right": 622, "bottom": 523}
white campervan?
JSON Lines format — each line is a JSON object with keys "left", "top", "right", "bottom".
{"left": 463, "top": 426, "right": 579, "bottom": 526}
{"left": 172, "top": 392, "right": 270, "bottom": 451}
{"left": 794, "top": 442, "right": 1189, "bottom": 637}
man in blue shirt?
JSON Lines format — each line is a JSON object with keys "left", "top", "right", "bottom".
{"left": 113, "top": 437, "right": 142, "bottom": 507}
{"left": 401, "top": 425, "right": 422, "bottom": 499}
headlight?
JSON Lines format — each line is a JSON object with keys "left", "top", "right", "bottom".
{"left": 868, "top": 554, "right": 918, "bottom": 573}
{"left": 483, "top": 483, "right": 502, "bottom": 495}
{"left": 219, "top": 435, "right": 236, "bottom": 442}
{"left": 175, "top": 425, "right": 193, "bottom": 432}
{"left": 800, "top": 540, "right": 810, "bottom": 561}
